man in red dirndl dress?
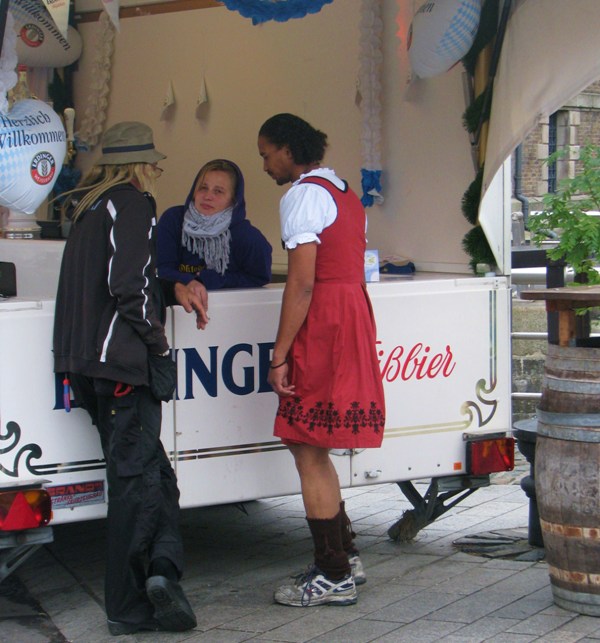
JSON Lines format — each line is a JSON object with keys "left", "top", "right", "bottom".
{"left": 258, "top": 113, "right": 385, "bottom": 607}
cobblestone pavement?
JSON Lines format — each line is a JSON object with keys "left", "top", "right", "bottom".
{"left": 3, "top": 448, "right": 600, "bottom": 643}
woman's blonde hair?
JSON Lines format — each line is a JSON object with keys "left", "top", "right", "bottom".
{"left": 60, "top": 163, "right": 159, "bottom": 221}
{"left": 193, "top": 159, "right": 238, "bottom": 199}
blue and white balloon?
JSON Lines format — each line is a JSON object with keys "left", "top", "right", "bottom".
{"left": 0, "top": 98, "right": 66, "bottom": 214}
{"left": 408, "top": 0, "right": 481, "bottom": 79}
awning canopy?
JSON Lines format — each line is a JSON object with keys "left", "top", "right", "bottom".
{"left": 479, "top": 0, "right": 600, "bottom": 272}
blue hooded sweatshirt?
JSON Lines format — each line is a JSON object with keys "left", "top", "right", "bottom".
{"left": 157, "top": 160, "right": 272, "bottom": 289}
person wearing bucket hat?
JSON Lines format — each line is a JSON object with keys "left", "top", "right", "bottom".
{"left": 97, "top": 121, "right": 167, "bottom": 165}
{"left": 53, "top": 121, "right": 204, "bottom": 636}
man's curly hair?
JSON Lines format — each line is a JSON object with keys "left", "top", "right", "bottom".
{"left": 259, "top": 113, "right": 328, "bottom": 165}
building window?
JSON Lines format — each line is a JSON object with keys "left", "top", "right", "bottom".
{"left": 548, "top": 112, "right": 557, "bottom": 193}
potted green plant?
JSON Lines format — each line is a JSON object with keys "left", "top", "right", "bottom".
{"left": 528, "top": 143, "right": 600, "bottom": 284}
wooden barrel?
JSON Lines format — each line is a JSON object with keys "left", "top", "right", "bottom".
{"left": 536, "top": 343, "right": 600, "bottom": 616}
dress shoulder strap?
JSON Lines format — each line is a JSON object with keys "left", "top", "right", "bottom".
{"left": 298, "top": 176, "right": 349, "bottom": 194}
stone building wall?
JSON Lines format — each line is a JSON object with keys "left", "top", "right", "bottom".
{"left": 513, "top": 79, "right": 600, "bottom": 205}
{"left": 511, "top": 299, "right": 546, "bottom": 422}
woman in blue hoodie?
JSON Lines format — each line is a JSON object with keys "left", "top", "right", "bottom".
{"left": 157, "top": 159, "right": 272, "bottom": 291}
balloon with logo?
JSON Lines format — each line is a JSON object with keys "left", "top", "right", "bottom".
{"left": 10, "top": 0, "right": 83, "bottom": 68}
{"left": 408, "top": 0, "right": 481, "bottom": 79}
{"left": 0, "top": 98, "right": 66, "bottom": 213}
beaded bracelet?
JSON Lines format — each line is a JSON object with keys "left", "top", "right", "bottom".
{"left": 269, "top": 360, "right": 287, "bottom": 369}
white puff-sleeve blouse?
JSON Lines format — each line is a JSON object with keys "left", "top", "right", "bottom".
{"left": 279, "top": 168, "right": 345, "bottom": 250}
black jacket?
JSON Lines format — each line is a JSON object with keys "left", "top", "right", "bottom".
{"left": 53, "top": 184, "right": 170, "bottom": 386}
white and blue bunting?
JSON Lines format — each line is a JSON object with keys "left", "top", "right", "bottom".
{"left": 220, "top": 0, "right": 334, "bottom": 25}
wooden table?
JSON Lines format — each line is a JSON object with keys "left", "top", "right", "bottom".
{"left": 520, "top": 285, "right": 600, "bottom": 346}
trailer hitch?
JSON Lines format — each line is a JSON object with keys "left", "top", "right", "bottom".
{"left": 388, "top": 475, "right": 490, "bottom": 542}
{"left": 0, "top": 527, "right": 53, "bottom": 582}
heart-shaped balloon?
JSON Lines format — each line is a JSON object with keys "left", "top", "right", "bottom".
{"left": 0, "top": 98, "right": 66, "bottom": 214}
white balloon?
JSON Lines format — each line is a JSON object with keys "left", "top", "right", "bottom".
{"left": 0, "top": 12, "right": 19, "bottom": 112}
{"left": 11, "top": 0, "right": 83, "bottom": 68}
{"left": 0, "top": 99, "right": 66, "bottom": 214}
{"left": 408, "top": 0, "right": 481, "bottom": 79}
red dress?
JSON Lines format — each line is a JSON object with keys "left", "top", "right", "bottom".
{"left": 274, "top": 176, "right": 386, "bottom": 449}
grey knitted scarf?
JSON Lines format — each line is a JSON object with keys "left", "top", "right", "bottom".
{"left": 182, "top": 202, "right": 233, "bottom": 275}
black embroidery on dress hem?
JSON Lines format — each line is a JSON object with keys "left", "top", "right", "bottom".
{"left": 277, "top": 397, "right": 384, "bottom": 435}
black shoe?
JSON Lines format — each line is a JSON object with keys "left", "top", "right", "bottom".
{"left": 107, "top": 618, "right": 162, "bottom": 636}
{"left": 149, "top": 556, "right": 179, "bottom": 582}
{"left": 145, "top": 575, "right": 197, "bottom": 631}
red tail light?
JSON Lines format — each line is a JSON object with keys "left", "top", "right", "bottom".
{"left": 0, "top": 489, "right": 52, "bottom": 531}
{"left": 467, "top": 437, "right": 515, "bottom": 475}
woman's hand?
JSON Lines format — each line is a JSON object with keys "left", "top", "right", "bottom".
{"left": 174, "top": 281, "right": 209, "bottom": 329}
{"left": 267, "top": 362, "right": 295, "bottom": 397}
{"left": 188, "top": 279, "right": 209, "bottom": 311}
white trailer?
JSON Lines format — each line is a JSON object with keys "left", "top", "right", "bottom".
{"left": 3, "top": 0, "right": 598, "bottom": 579}
{"left": 0, "top": 237, "right": 513, "bottom": 579}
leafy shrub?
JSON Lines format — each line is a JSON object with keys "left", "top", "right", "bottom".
{"left": 529, "top": 144, "right": 600, "bottom": 284}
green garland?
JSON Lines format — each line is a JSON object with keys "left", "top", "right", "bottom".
{"left": 462, "top": 226, "right": 497, "bottom": 273}
{"left": 460, "top": 167, "right": 494, "bottom": 271}
{"left": 460, "top": 0, "right": 499, "bottom": 273}
{"left": 461, "top": 167, "right": 483, "bottom": 226}
{"left": 462, "top": 93, "right": 489, "bottom": 135}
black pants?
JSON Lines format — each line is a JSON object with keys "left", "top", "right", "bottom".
{"left": 70, "top": 375, "right": 184, "bottom": 624}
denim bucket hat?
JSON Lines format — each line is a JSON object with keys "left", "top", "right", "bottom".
{"left": 97, "top": 121, "right": 166, "bottom": 165}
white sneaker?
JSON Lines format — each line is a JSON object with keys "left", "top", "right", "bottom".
{"left": 292, "top": 556, "right": 366, "bottom": 586}
{"left": 349, "top": 554, "right": 366, "bottom": 586}
{"left": 275, "top": 566, "right": 357, "bottom": 607}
